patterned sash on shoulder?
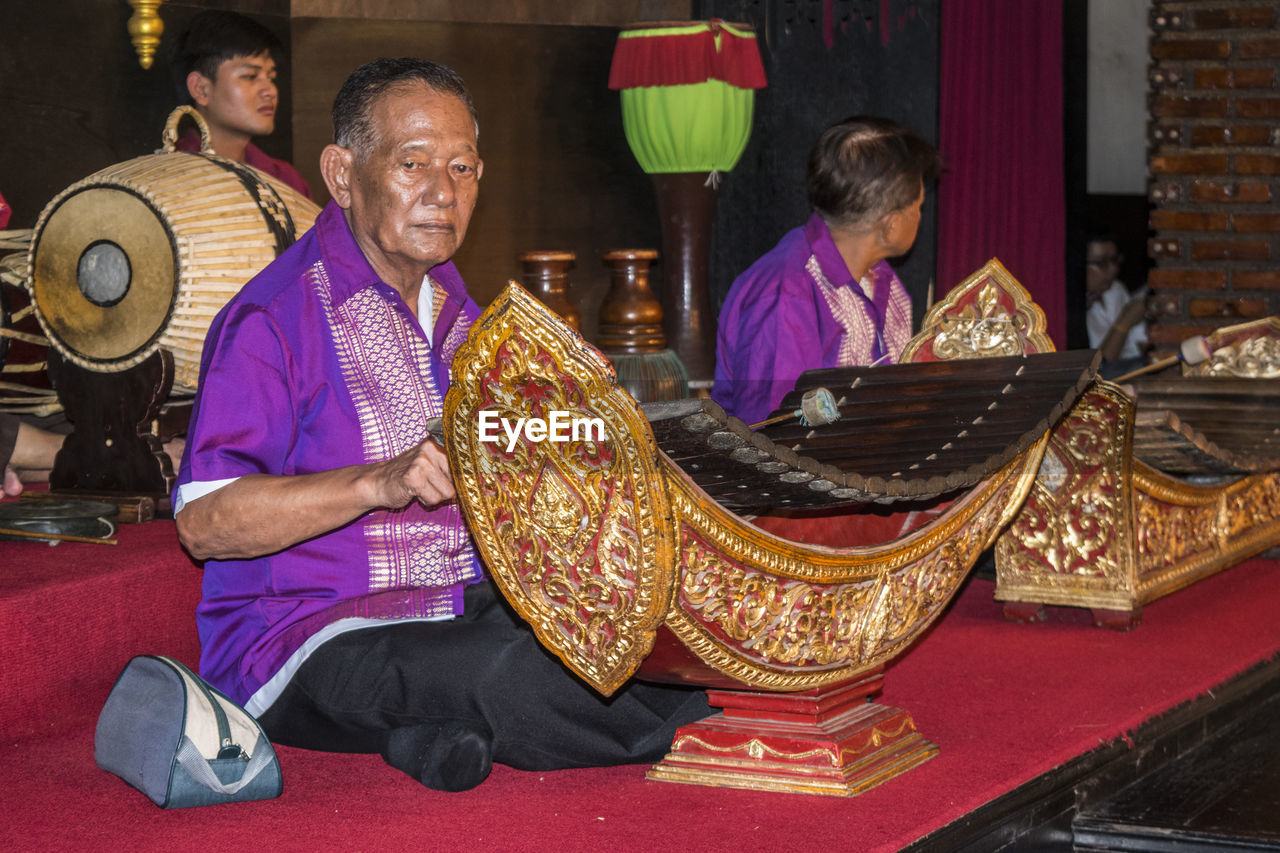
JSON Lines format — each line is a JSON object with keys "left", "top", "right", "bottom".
{"left": 310, "top": 265, "right": 479, "bottom": 599}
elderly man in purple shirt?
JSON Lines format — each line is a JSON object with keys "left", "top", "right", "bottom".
{"left": 175, "top": 58, "right": 707, "bottom": 792}
{"left": 712, "top": 116, "right": 941, "bottom": 424}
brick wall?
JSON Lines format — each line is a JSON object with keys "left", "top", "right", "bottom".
{"left": 1148, "top": 1, "right": 1280, "bottom": 354}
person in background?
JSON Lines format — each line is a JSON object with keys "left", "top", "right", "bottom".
{"left": 712, "top": 116, "right": 941, "bottom": 424}
{"left": 1085, "top": 229, "right": 1148, "bottom": 375}
{"left": 0, "top": 191, "right": 65, "bottom": 495}
{"left": 170, "top": 10, "right": 312, "bottom": 198}
{"left": 1, "top": 416, "right": 64, "bottom": 497}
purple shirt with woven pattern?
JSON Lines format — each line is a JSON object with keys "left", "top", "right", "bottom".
{"left": 712, "top": 213, "right": 913, "bottom": 424}
{"left": 176, "top": 202, "right": 483, "bottom": 706}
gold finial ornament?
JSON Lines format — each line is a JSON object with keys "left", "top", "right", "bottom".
{"left": 127, "top": 0, "right": 165, "bottom": 70}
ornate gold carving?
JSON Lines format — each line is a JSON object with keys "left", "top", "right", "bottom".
{"left": 998, "top": 375, "right": 1280, "bottom": 612}
{"left": 1196, "top": 336, "right": 1280, "bottom": 379}
{"left": 1186, "top": 317, "right": 1280, "bottom": 379}
{"left": 663, "top": 437, "right": 1045, "bottom": 691}
{"left": 1132, "top": 476, "right": 1219, "bottom": 576}
{"left": 680, "top": 527, "right": 880, "bottom": 668}
{"left": 900, "top": 258, "right": 1053, "bottom": 362}
{"left": 1223, "top": 475, "right": 1280, "bottom": 538}
{"left": 449, "top": 280, "right": 1052, "bottom": 698}
{"left": 445, "top": 284, "right": 674, "bottom": 695}
{"left": 995, "top": 383, "right": 1133, "bottom": 597}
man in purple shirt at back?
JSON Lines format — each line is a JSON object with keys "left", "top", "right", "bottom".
{"left": 712, "top": 116, "right": 941, "bottom": 424}
{"left": 174, "top": 58, "right": 707, "bottom": 792}
{"left": 170, "top": 10, "right": 312, "bottom": 199}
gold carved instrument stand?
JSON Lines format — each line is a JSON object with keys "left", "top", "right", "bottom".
{"left": 995, "top": 316, "right": 1280, "bottom": 628}
{"left": 444, "top": 260, "right": 1086, "bottom": 795}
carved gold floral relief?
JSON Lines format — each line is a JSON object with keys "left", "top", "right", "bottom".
{"left": 1223, "top": 475, "right": 1280, "bottom": 539}
{"left": 996, "top": 385, "right": 1131, "bottom": 590}
{"left": 1197, "top": 337, "right": 1280, "bottom": 379}
{"left": 665, "top": 442, "right": 1039, "bottom": 690}
{"left": 1186, "top": 317, "right": 1280, "bottom": 379}
{"left": 901, "top": 259, "right": 1053, "bottom": 362}
{"left": 680, "top": 526, "right": 879, "bottom": 668}
{"left": 446, "top": 285, "right": 674, "bottom": 695}
{"left": 1132, "top": 491, "right": 1218, "bottom": 575}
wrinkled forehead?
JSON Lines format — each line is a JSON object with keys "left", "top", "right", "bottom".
{"left": 369, "top": 84, "right": 477, "bottom": 147}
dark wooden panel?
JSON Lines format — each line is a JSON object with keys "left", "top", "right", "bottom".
{"left": 291, "top": 0, "right": 690, "bottom": 26}
{"left": 0, "top": 2, "right": 293, "bottom": 229}
{"left": 1074, "top": 695, "right": 1280, "bottom": 851}
{"left": 905, "top": 656, "right": 1280, "bottom": 852}
{"left": 1129, "top": 377, "right": 1280, "bottom": 474}
{"left": 696, "top": 0, "right": 940, "bottom": 318}
{"left": 291, "top": 18, "right": 661, "bottom": 336}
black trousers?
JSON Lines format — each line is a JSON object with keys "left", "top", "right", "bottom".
{"left": 258, "top": 581, "right": 710, "bottom": 775}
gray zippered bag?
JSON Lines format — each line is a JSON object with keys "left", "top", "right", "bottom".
{"left": 95, "top": 655, "right": 282, "bottom": 808}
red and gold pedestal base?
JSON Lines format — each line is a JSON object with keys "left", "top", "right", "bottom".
{"left": 647, "top": 670, "right": 937, "bottom": 796}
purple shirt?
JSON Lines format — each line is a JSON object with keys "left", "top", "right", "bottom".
{"left": 712, "top": 213, "right": 914, "bottom": 423}
{"left": 177, "top": 131, "right": 313, "bottom": 199}
{"left": 176, "top": 201, "right": 483, "bottom": 706}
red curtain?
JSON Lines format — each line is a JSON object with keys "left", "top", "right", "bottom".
{"left": 937, "top": 1, "right": 1066, "bottom": 348}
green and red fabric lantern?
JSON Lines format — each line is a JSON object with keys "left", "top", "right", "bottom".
{"left": 609, "top": 20, "right": 766, "bottom": 386}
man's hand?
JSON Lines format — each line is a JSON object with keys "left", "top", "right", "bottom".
{"left": 367, "top": 436, "right": 456, "bottom": 509}
{"left": 177, "top": 430, "right": 458, "bottom": 561}
{"left": 1117, "top": 295, "right": 1147, "bottom": 330}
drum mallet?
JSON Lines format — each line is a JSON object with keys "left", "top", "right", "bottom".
{"left": 1112, "top": 335, "right": 1211, "bottom": 384}
{"left": 749, "top": 387, "right": 842, "bottom": 430}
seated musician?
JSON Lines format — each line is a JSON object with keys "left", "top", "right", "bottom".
{"left": 1085, "top": 228, "right": 1149, "bottom": 376}
{"left": 174, "top": 58, "right": 708, "bottom": 792}
{"left": 712, "top": 116, "right": 941, "bottom": 423}
{"left": 1, "top": 192, "right": 64, "bottom": 495}
{"left": 170, "top": 10, "right": 312, "bottom": 199}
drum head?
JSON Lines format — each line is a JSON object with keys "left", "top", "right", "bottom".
{"left": 31, "top": 186, "right": 176, "bottom": 369}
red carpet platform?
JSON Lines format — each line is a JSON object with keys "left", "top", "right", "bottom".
{"left": 3, "top": 518, "right": 1278, "bottom": 851}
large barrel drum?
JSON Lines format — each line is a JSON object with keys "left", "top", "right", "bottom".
{"left": 27, "top": 107, "right": 319, "bottom": 392}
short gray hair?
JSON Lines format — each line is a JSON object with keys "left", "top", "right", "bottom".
{"left": 332, "top": 57, "right": 478, "bottom": 160}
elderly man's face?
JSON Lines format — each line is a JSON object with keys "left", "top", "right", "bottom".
{"left": 347, "top": 84, "right": 482, "bottom": 278}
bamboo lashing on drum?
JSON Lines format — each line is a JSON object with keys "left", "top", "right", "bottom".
{"left": 0, "top": 229, "right": 60, "bottom": 416}
{"left": 27, "top": 107, "right": 319, "bottom": 391}
{"left": 646, "top": 349, "right": 1100, "bottom": 511}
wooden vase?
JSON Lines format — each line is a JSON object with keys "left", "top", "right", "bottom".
{"left": 597, "top": 249, "right": 689, "bottom": 402}
{"left": 517, "top": 250, "right": 580, "bottom": 331}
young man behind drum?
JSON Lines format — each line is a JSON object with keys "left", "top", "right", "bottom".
{"left": 169, "top": 11, "right": 312, "bottom": 199}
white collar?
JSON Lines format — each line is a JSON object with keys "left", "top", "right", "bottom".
{"left": 417, "top": 275, "right": 433, "bottom": 345}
